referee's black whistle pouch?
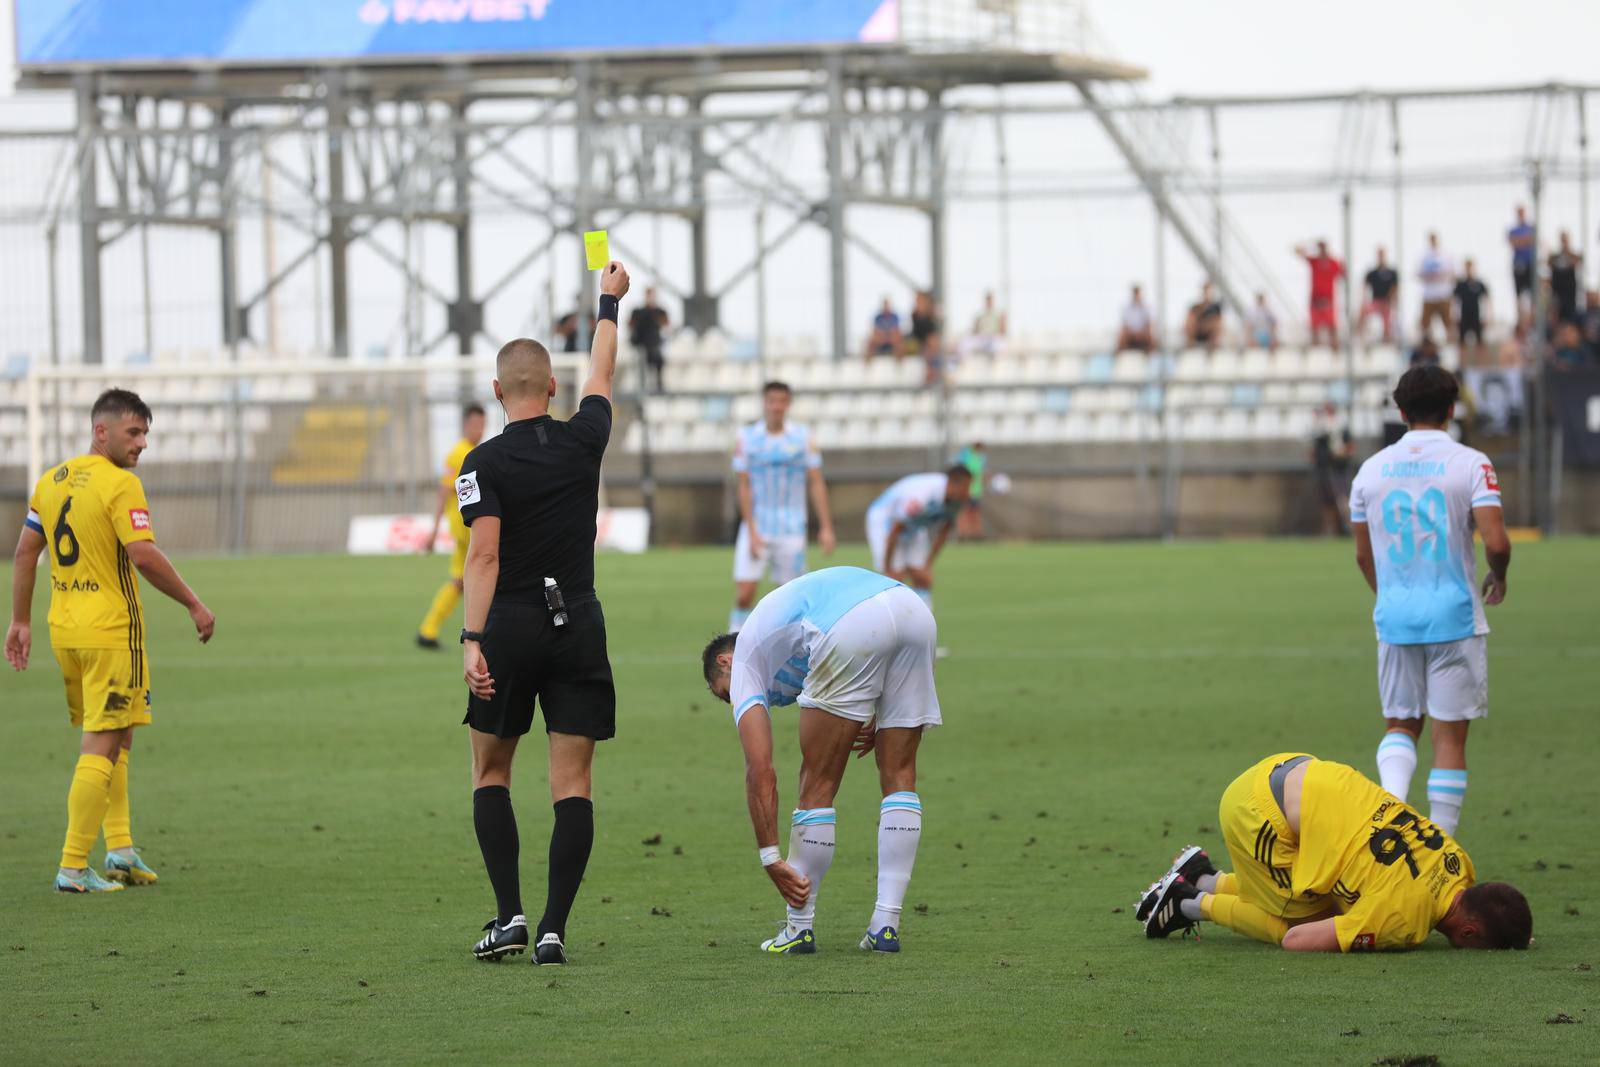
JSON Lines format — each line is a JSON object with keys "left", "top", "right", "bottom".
{"left": 543, "top": 576, "right": 568, "bottom": 628}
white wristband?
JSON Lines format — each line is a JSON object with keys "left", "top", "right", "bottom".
{"left": 759, "top": 846, "right": 781, "bottom": 867}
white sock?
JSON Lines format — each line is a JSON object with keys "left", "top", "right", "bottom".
{"left": 1181, "top": 895, "right": 1206, "bottom": 922}
{"left": 870, "top": 792, "right": 922, "bottom": 932}
{"left": 729, "top": 607, "right": 752, "bottom": 633}
{"left": 1427, "top": 768, "right": 1468, "bottom": 835}
{"left": 1195, "top": 873, "right": 1220, "bottom": 894}
{"left": 1376, "top": 731, "right": 1418, "bottom": 802}
{"left": 108, "top": 846, "right": 137, "bottom": 862}
{"left": 786, "top": 808, "right": 836, "bottom": 933}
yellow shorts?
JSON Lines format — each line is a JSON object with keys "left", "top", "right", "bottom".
{"left": 54, "top": 646, "right": 153, "bottom": 732}
{"left": 448, "top": 536, "right": 469, "bottom": 581}
{"left": 1218, "top": 752, "right": 1324, "bottom": 921}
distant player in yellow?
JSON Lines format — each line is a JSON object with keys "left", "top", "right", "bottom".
{"left": 6, "top": 389, "right": 217, "bottom": 893}
{"left": 417, "top": 403, "right": 487, "bottom": 649}
{"left": 1136, "top": 753, "right": 1531, "bottom": 951}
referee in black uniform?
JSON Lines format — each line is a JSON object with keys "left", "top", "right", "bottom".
{"left": 457, "top": 260, "right": 631, "bottom": 963}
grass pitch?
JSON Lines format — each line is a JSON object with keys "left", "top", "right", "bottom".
{"left": 2, "top": 539, "right": 1596, "bottom": 1064}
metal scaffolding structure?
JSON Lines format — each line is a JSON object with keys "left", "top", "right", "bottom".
{"left": 20, "top": 43, "right": 1145, "bottom": 368}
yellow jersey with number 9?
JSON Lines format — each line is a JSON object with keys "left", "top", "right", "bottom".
{"left": 1294, "top": 758, "right": 1476, "bottom": 952}
{"left": 26, "top": 454, "right": 156, "bottom": 651}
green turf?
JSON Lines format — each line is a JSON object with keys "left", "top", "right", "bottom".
{"left": 2, "top": 539, "right": 1596, "bottom": 1064}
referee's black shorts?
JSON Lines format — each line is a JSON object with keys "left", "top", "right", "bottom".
{"left": 464, "top": 597, "right": 615, "bottom": 740}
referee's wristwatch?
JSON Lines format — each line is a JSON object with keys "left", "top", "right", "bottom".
{"left": 460, "top": 629, "right": 486, "bottom": 644}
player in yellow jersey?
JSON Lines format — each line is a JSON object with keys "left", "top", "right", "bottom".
{"left": 1135, "top": 753, "right": 1531, "bottom": 951}
{"left": 416, "top": 403, "right": 487, "bottom": 649}
{"left": 6, "top": 389, "right": 216, "bottom": 893}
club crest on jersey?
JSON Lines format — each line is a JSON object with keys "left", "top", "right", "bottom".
{"left": 456, "top": 471, "right": 482, "bottom": 507}
{"left": 54, "top": 465, "right": 70, "bottom": 483}
{"left": 129, "top": 508, "right": 151, "bottom": 531}
{"left": 1482, "top": 464, "right": 1499, "bottom": 491}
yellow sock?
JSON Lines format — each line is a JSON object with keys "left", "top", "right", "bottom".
{"left": 1215, "top": 872, "right": 1238, "bottom": 896}
{"left": 61, "top": 753, "right": 116, "bottom": 869}
{"left": 103, "top": 749, "right": 133, "bottom": 851}
{"left": 419, "top": 582, "right": 462, "bottom": 640}
{"left": 1201, "top": 893, "right": 1289, "bottom": 945}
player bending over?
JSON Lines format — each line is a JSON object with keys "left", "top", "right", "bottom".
{"left": 416, "top": 403, "right": 487, "bottom": 649}
{"left": 1137, "top": 752, "right": 1530, "bottom": 951}
{"left": 700, "top": 566, "right": 941, "bottom": 954}
{"left": 6, "top": 389, "right": 216, "bottom": 893}
{"left": 1351, "top": 365, "right": 1511, "bottom": 836}
{"left": 727, "top": 381, "right": 836, "bottom": 633}
{"left": 864, "top": 466, "right": 972, "bottom": 612}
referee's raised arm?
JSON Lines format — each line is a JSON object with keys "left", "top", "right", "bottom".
{"left": 582, "top": 261, "right": 631, "bottom": 402}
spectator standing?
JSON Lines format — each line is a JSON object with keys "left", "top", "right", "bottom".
{"left": 1184, "top": 282, "right": 1223, "bottom": 351}
{"left": 1296, "top": 240, "right": 1345, "bottom": 347}
{"left": 1507, "top": 205, "right": 1536, "bottom": 311}
{"left": 865, "top": 298, "right": 902, "bottom": 359}
{"left": 1547, "top": 231, "right": 1583, "bottom": 324}
{"left": 628, "top": 287, "right": 670, "bottom": 393}
{"left": 1116, "top": 284, "right": 1155, "bottom": 352}
{"left": 1362, "top": 247, "right": 1399, "bottom": 343}
{"left": 1245, "top": 292, "right": 1278, "bottom": 352}
{"left": 1453, "top": 259, "right": 1491, "bottom": 366}
{"left": 1417, "top": 232, "right": 1456, "bottom": 343}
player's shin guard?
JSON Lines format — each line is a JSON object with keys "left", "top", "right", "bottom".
{"left": 539, "top": 796, "right": 594, "bottom": 943}
{"left": 60, "top": 753, "right": 116, "bottom": 869}
{"left": 1426, "top": 768, "right": 1468, "bottom": 835}
{"left": 787, "top": 808, "right": 836, "bottom": 932}
{"left": 102, "top": 748, "right": 133, "bottom": 852}
{"left": 473, "top": 785, "right": 522, "bottom": 927}
{"left": 871, "top": 792, "right": 922, "bottom": 932}
{"left": 1376, "top": 730, "right": 1419, "bottom": 802}
{"left": 1201, "top": 893, "right": 1289, "bottom": 945}
{"left": 419, "top": 582, "right": 462, "bottom": 640}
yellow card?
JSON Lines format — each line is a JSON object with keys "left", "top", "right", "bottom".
{"left": 584, "top": 230, "right": 609, "bottom": 271}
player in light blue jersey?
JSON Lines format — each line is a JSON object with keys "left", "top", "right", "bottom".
{"left": 1349, "top": 366, "right": 1511, "bottom": 836}
{"left": 729, "top": 381, "right": 836, "bottom": 632}
{"left": 700, "top": 566, "right": 942, "bottom": 955}
{"left": 865, "top": 466, "right": 973, "bottom": 612}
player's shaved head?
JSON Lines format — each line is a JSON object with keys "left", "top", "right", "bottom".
{"left": 495, "top": 338, "right": 554, "bottom": 402}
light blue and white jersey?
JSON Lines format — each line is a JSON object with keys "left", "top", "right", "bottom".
{"left": 729, "top": 566, "right": 899, "bottom": 723}
{"left": 732, "top": 420, "right": 821, "bottom": 538}
{"left": 867, "top": 472, "right": 957, "bottom": 533}
{"left": 1350, "top": 430, "right": 1502, "bottom": 645}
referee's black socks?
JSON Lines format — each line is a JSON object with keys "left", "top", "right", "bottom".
{"left": 539, "top": 796, "right": 594, "bottom": 942}
{"left": 473, "top": 785, "right": 523, "bottom": 926}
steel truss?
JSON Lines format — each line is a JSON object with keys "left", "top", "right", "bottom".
{"left": 43, "top": 47, "right": 1139, "bottom": 366}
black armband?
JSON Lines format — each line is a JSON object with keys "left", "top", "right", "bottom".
{"left": 597, "top": 294, "right": 619, "bottom": 324}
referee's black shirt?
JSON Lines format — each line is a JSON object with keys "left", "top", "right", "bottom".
{"left": 455, "top": 394, "right": 611, "bottom": 602}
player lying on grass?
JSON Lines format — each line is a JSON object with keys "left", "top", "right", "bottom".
{"left": 864, "top": 466, "right": 972, "bottom": 613}
{"left": 1137, "top": 752, "right": 1530, "bottom": 951}
{"left": 700, "top": 566, "right": 940, "bottom": 954}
